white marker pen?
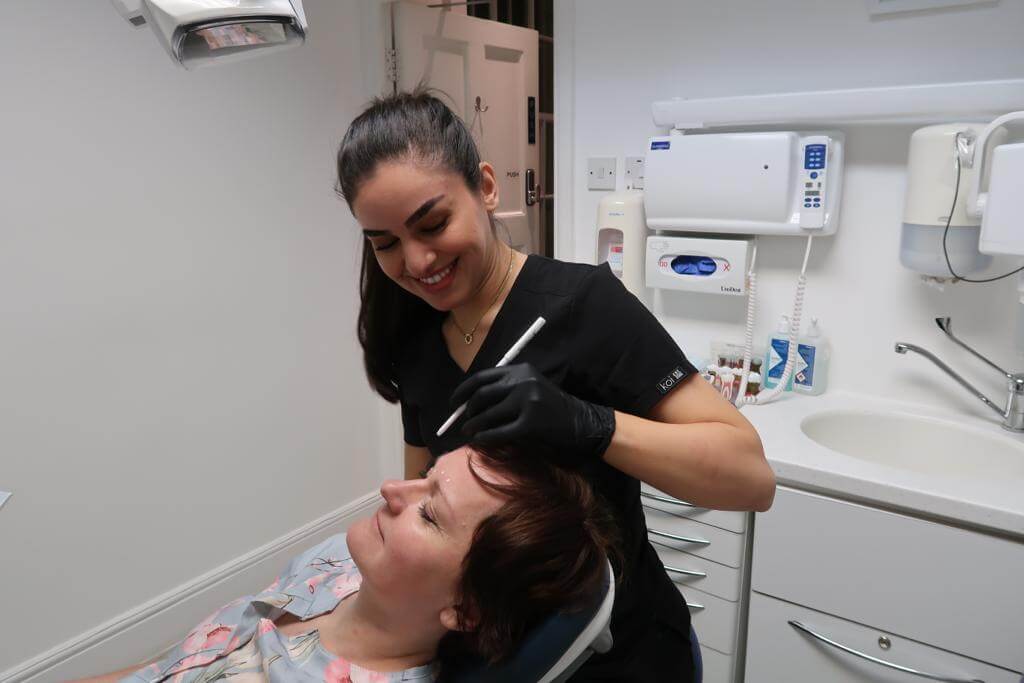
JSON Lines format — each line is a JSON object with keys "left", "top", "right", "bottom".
{"left": 435, "top": 316, "right": 547, "bottom": 437}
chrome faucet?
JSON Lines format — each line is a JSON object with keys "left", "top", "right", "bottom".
{"left": 894, "top": 317, "right": 1024, "bottom": 432}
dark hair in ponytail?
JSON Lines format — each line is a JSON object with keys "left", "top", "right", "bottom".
{"left": 337, "top": 89, "right": 484, "bottom": 402}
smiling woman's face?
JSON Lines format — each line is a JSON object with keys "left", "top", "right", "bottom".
{"left": 347, "top": 447, "right": 509, "bottom": 623}
{"left": 351, "top": 160, "right": 500, "bottom": 312}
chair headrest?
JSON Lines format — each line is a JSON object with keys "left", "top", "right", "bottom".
{"left": 442, "top": 559, "right": 615, "bottom": 683}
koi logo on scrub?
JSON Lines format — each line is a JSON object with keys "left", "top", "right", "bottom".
{"left": 656, "top": 367, "right": 687, "bottom": 394}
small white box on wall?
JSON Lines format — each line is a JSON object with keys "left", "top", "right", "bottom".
{"left": 646, "top": 236, "right": 751, "bottom": 296}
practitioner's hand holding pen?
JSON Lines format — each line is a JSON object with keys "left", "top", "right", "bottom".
{"left": 451, "top": 363, "right": 616, "bottom": 468}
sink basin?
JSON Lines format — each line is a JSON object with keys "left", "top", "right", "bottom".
{"left": 800, "top": 409, "right": 1024, "bottom": 481}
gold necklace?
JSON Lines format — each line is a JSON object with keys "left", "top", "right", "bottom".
{"left": 451, "top": 248, "right": 514, "bottom": 345}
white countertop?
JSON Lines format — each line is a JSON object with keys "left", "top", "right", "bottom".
{"left": 740, "top": 390, "right": 1024, "bottom": 540}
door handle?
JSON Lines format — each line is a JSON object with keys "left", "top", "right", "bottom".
{"left": 525, "top": 168, "right": 538, "bottom": 206}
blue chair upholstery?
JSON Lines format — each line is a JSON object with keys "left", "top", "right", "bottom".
{"left": 690, "top": 624, "right": 703, "bottom": 683}
{"left": 446, "top": 560, "right": 615, "bottom": 683}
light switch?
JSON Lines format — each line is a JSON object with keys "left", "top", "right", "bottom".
{"left": 587, "top": 157, "right": 617, "bottom": 191}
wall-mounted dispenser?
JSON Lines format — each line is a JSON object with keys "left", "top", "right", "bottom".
{"left": 646, "top": 236, "right": 751, "bottom": 296}
{"left": 901, "top": 114, "right": 1024, "bottom": 280}
{"left": 596, "top": 190, "right": 647, "bottom": 297}
{"left": 643, "top": 131, "right": 844, "bottom": 236}
{"left": 900, "top": 123, "right": 1002, "bottom": 277}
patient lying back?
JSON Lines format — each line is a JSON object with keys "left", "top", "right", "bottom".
{"left": 74, "top": 443, "right": 616, "bottom": 682}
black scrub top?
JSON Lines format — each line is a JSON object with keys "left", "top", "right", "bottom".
{"left": 397, "top": 254, "right": 700, "bottom": 674}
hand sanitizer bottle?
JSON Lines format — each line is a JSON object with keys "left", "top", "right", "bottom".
{"left": 793, "top": 317, "right": 830, "bottom": 395}
{"left": 763, "top": 315, "right": 792, "bottom": 390}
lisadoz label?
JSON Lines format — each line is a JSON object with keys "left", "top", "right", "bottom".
{"left": 656, "top": 366, "right": 687, "bottom": 394}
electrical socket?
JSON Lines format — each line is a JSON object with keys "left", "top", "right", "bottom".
{"left": 624, "top": 156, "right": 645, "bottom": 189}
{"left": 587, "top": 157, "right": 617, "bottom": 191}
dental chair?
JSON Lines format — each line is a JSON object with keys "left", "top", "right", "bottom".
{"left": 447, "top": 559, "right": 616, "bottom": 683}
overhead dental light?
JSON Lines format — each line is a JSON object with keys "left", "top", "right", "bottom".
{"left": 110, "top": 0, "right": 308, "bottom": 70}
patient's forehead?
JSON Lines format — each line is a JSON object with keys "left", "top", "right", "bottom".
{"left": 433, "top": 447, "right": 513, "bottom": 503}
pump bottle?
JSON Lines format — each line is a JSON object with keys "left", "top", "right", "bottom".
{"left": 793, "top": 317, "right": 830, "bottom": 395}
{"left": 763, "top": 315, "right": 793, "bottom": 391}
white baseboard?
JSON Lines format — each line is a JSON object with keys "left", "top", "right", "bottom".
{"left": 3, "top": 492, "right": 383, "bottom": 683}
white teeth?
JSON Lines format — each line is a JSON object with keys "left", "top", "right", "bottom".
{"left": 419, "top": 263, "right": 453, "bottom": 285}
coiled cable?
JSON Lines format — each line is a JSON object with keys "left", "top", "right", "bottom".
{"left": 734, "top": 242, "right": 758, "bottom": 402}
{"left": 735, "top": 234, "right": 813, "bottom": 406}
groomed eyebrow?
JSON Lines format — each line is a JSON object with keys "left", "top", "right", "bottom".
{"left": 361, "top": 194, "right": 446, "bottom": 238}
{"left": 404, "top": 194, "right": 446, "bottom": 227}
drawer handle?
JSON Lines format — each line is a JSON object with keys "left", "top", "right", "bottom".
{"left": 686, "top": 601, "right": 705, "bottom": 611}
{"left": 664, "top": 564, "right": 707, "bottom": 578}
{"left": 641, "top": 491, "right": 696, "bottom": 508}
{"left": 649, "top": 529, "right": 710, "bottom": 545}
{"left": 788, "top": 621, "right": 985, "bottom": 683}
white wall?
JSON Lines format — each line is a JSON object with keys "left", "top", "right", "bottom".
{"left": 0, "top": 0, "right": 395, "bottom": 677}
{"left": 556, "top": 0, "right": 1024, "bottom": 420}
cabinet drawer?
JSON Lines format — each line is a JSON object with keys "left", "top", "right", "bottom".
{"left": 699, "top": 644, "right": 735, "bottom": 683}
{"left": 646, "top": 510, "right": 745, "bottom": 567}
{"left": 640, "top": 484, "right": 749, "bottom": 533}
{"left": 745, "top": 592, "right": 1020, "bottom": 683}
{"left": 682, "top": 586, "right": 739, "bottom": 655}
{"left": 654, "top": 546, "right": 742, "bottom": 602}
{"left": 753, "top": 486, "right": 1024, "bottom": 672}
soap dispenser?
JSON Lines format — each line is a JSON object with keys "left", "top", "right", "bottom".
{"left": 793, "top": 317, "right": 830, "bottom": 396}
{"left": 763, "top": 314, "right": 793, "bottom": 391}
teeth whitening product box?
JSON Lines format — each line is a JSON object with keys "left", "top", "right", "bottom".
{"left": 645, "top": 236, "right": 750, "bottom": 296}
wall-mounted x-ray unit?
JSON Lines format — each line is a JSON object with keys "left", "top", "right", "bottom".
{"left": 643, "top": 131, "right": 844, "bottom": 236}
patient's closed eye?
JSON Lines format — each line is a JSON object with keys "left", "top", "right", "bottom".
{"left": 419, "top": 502, "right": 439, "bottom": 528}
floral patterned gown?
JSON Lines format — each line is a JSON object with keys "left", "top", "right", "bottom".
{"left": 121, "top": 534, "right": 438, "bottom": 683}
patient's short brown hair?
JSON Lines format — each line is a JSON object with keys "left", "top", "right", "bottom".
{"left": 438, "top": 443, "right": 619, "bottom": 666}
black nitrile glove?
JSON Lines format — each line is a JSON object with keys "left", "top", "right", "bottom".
{"left": 451, "top": 363, "right": 616, "bottom": 467}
